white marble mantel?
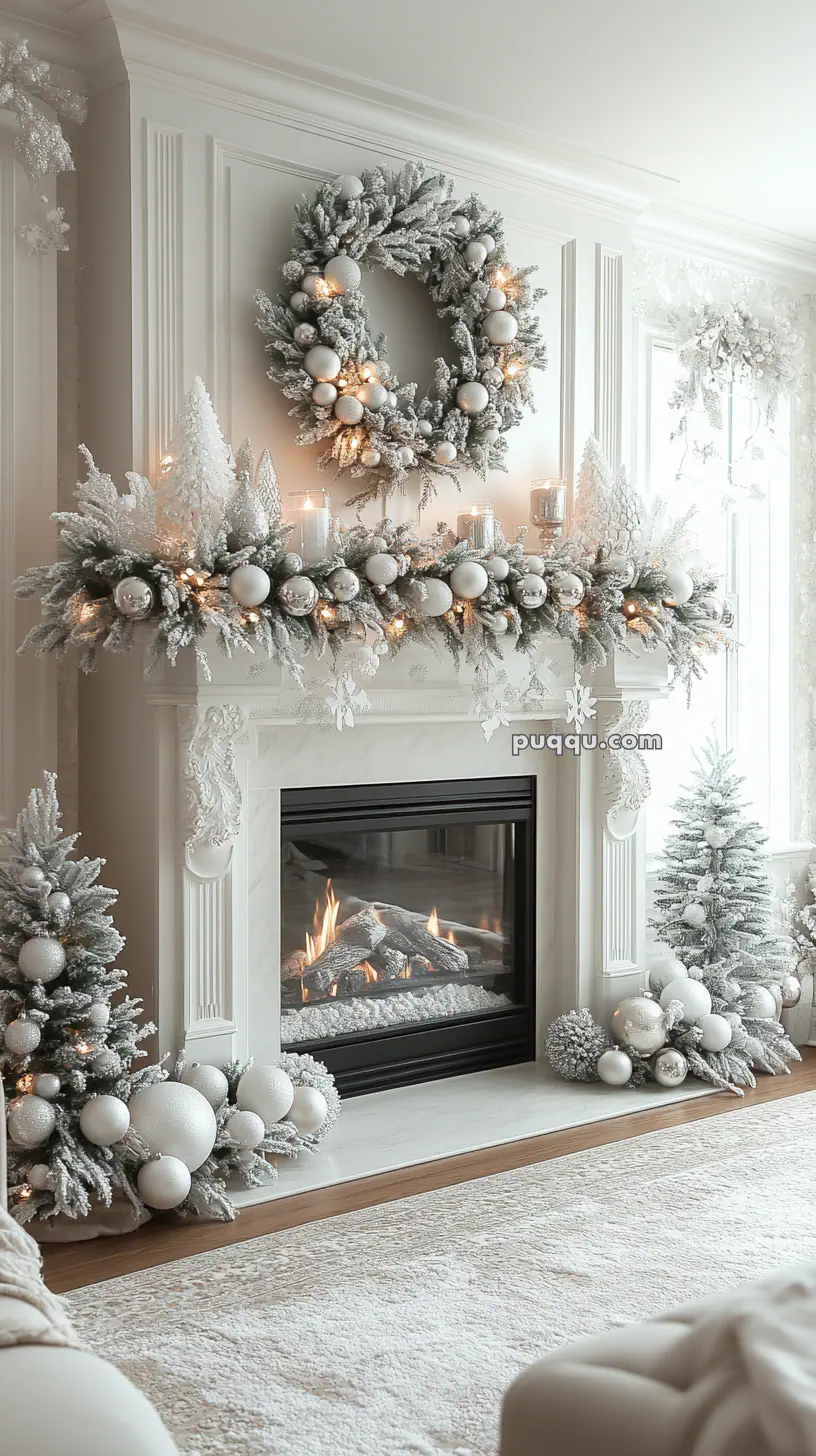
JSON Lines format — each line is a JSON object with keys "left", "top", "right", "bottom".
{"left": 78, "top": 629, "right": 671, "bottom": 1074}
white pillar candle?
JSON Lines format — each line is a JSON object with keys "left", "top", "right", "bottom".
{"left": 456, "top": 503, "right": 496, "bottom": 551}
{"left": 530, "top": 479, "right": 567, "bottom": 542}
{"left": 287, "top": 489, "right": 331, "bottom": 565}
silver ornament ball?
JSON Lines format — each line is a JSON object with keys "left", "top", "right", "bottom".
{"left": 18, "top": 936, "right": 66, "bottom": 984}
{"left": 596, "top": 1047, "right": 632, "bottom": 1086}
{"left": 311, "top": 381, "right": 338, "bottom": 407}
{"left": 46, "top": 891, "right": 71, "bottom": 917}
{"left": 682, "top": 902, "right": 707, "bottom": 927}
{"left": 456, "top": 381, "right": 489, "bottom": 416}
{"left": 482, "top": 367, "right": 504, "bottom": 387}
{"left": 289, "top": 290, "right": 309, "bottom": 314}
{"left": 513, "top": 573, "right": 548, "bottom": 609}
{"left": 551, "top": 571, "right": 585, "bottom": 609}
{"left": 4, "top": 1019, "right": 41, "bottom": 1055}
{"left": 450, "top": 214, "right": 471, "bottom": 237}
{"left": 653, "top": 1048, "right": 688, "bottom": 1087}
{"left": 278, "top": 575, "right": 319, "bottom": 616}
{"left": 334, "top": 395, "right": 364, "bottom": 425}
{"left": 356, "top": 380, "right": 388, "bottom": 411}
{"left": 32, "top": 1073, "right": 61, "bottom": 1100}
{"left": 28, "top": 1163, "right": 54, "bottom": 1191}
{"left": 417, "top": 420, "right": 433, "bottom": 437}
{"left": 113, "top": 576, "right": 155, "bottom": 620}
{"left": 360, "top": 447, "right": 381, "bottom": 467}
{"left": 328, "top": 567, "right": 360, "bottom": 603}
{"left": 18, "top": 866, "right": 46, "bottom": 891}
{"left": 611, "top": 995, "right": 667, "bottom": 1056}
{"left": 280, "top": 552, "right": 304, "bottom": 575}
{"left": 780, "top": 973, "right": 803, "bottom": 1009}
{"left": 8, "top": 1094, "right": 56, "bottom": 1149}
{"left": 293, "top": 322, "right": 317, "bottom": 347}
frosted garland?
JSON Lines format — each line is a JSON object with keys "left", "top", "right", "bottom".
{"left": 0, "top": 36, "right": 86, "bottom": 181}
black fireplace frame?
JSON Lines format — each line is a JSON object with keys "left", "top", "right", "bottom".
{"left": 280, "top": 775, "right": 536, "bottom": 1096}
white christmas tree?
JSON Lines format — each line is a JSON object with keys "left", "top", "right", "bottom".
{"left": 158, "top": 376, "right": 235, "bottom": 538}
{"left": 571, "top": 434, "right": 645, "bottom": 557}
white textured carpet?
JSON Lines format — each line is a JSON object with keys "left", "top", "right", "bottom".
{"left": 66, "top": 1092, "right": 816, "bottom": 1456}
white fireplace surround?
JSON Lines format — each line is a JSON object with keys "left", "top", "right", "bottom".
{"left": 78, "top": 629, "right": 671, "bottom": 1076}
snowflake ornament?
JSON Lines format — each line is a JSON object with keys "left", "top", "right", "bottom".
{"left": 19, "top": 196, "right": 69, "bottom": 255}
{"left": 324, "top": 674, "right": 371, "bottom": 731}
{"left": 564, "top": 672, "right": 597, "bottom": 732}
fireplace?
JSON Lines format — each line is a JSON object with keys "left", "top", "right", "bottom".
{"left": 279, "top": 777, "right": 536, "bottom": 1094}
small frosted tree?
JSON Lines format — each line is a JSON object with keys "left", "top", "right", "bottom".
{"left": 651, "top": 740, "right": 799, "bottom": 1090}
{"left": 158, "top": 375, "right": 235, "bottom": 537}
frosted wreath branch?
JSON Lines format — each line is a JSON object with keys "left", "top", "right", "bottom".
{"left": 0, "top": 35, "right": 86, "bottom": 181}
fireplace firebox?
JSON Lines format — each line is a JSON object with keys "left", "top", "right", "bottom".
{"left": 279, "top": 777, "right": 536, "bottom": 1094}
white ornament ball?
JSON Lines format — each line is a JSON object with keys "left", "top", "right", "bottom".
{"left": 682, "top": 902, "right": 707, "bottom": 928}
{"left": 328, "top": 567, "right": 360, "bottom": 603}
{"left": 18, "top": 936, "right": 66, "bottom": 984}
{"left": 300, "top": 274, "right": 323, "bottom": 298}
{"left": 46, "top": 891, "right": 71, "bottom": 917}
{"left": 8, "top": 1095, "right": 55, "bottom": 1149}
{"left": 696, "top": 876, "right": 714, "bottom": 894}
{"left": 128, "top": 1082, "right": 217, "bottom": 1171}
{"left": 484, "top": 611, "right": 508, "bottom": 635}
{"left": 482, "top": 367, "right": 504, "bottom": 387}
{"left": 659, "top": 979, "right": 712, "bottom": 1022}
{"left": 226, "top": 1109, "right": 266, "bottom": 1149}
{"left": 464, "top": 240, "right": 487, "bottom": 267}
{"left": 288, "top": 1085, "right": 328, "bottom": 1134}
{"left": 336, "top": 174, "right": 364, "bottom": 202}
{"left": 707, "top": 791, "right": 723, "bottom": 807}
{"left": 485, "top": 556, "right": 510, "bottom": 582}
{"left": 360, "top": 447, "right": 381, "bottom": 467}
{"left": 181, "top": 1063, "right": 229, "bottom": 1110}
{"left": 477, "top": 233, "right": 496, "bottom": 254}
{"left": 137, "top": 1155, "right": 191, "bottom": 1210}
{"left": 293, "top": 322, "right": 317, "bottom": 347}
{"left": 19, "top": 866, "right": 46, "bottom": 891}
{"left": 662, "top": 568, "right": 695, "bottom": 606}
{"left": 647, "top": 957, "right": 689, "bottom": 996}
{"left": 417, "top": 420, "right": 433, "bottom": 437}
{"left": 32, "top": 1073, "right": 60, "bottom": 1100}
{"left": 334, "top": 395, "right": 364, "bottom": 426}
{"left": 237, "top": 1064, "right": 295, "bottom": 1125}
{"left": 513, "top": 573, "right": 548, "bottom": 609}
{"left": 611, "top": 995, "right": 667, "bottom": 1056}
{"left": 364, "top": 553, "right": 400, "bottom": 587}
{"left": 357, "top": 380, "right": 388, "bottom": 411}
{"left": 289, "top": 291, "right": 310, "bottom": 314}
{"left": 397, "top": 445, "right": 414, "bottom": 467}
{"left": 482, "top": 310, "right": 518, "bottom": 346}
{"left": 484, "top": 288, "right": 506, "bottom": 311}
{"left": 280, "top": 552, "right": 304, "bottom": 574}
{"left": 451, "top": 214, "right": 471, "bottom": 237}
{"left": 653, "top": 1048, "right": 688, "bottom": 1087}
{"left": 703, "top": 824, "right": 730, "bottom": 849}
{"left": 523, "top": 556, "right": 546, "bottom": 576}
{"left": 311, "top": 382, "right": 338, "bottom": 407}
{"left": 4, "top": 1019, "right": 41, "bottom": 1055}
{"left": 304, "top": 345, "right": 342, "bottom": 382}
{"left": 90, "top": 1048, "right": 120, "bottom": 1075}
{"left": 278, "top": 575, "right": 319, "bottom": 616}
{"left": 698, "top": 1013, "right": 733, "bottom": 1052}
{"left": 699, "top": 595, "right": 724, "bottom": 621}
{"left": 596, "top": 1048, "right": 632, "bottom": 1086}
{"left": 387, "top": 391, "right": 398, "bottom": 408}
{"left": 434, "top": 441, "right": 457, "bottom": 465}
{"left": 369, "top": 537, "right": 388, "bottom": 553}
{"left": 113, "top": 576, "right": 155, "bottom": 620}
{"left": 229, "top": 563, "right": 270, "bottom": 609}
{"left": 551, "top": 571, "right": 585, "bottom": 609}
{"left": 86, "top": 1002, "right": 110, "bottom": 1029}
{"left": 456, "top": 381, "right": 489, "bottom": 416}
{"left": 27, "top": 1163, "right": 53, "bottom": 1191}
{"left": 403, "top": 578, "right": 454, "bottom": 617}
{"left": 780, "top": 973, "right": 803, "bottom": 1009}
{"left": 325, "top": 255, "right": 361, "bottom": 294}
{"left": 79, "top": 1094, "right": 131, "bottom": 1147}
{"left": 741, "top": 984, "right": 778, "bottom": 1019}
{"left": 449, "top": 561, "right": 489, "bottom": 600}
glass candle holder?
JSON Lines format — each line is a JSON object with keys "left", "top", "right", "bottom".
{"left": 456, "top": 503, "right": 496, "bottom": 552}
{"left": 530, "top": 479, "right": 567, "bottom": 545}
{"left": 287, "top": 488, "right": 331, "bottom": 565}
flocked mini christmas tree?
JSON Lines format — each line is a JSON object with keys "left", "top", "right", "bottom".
{"left": 0, "top": 772, "right": 166, "bottom": 1222}
{"left": 650, "top": 739, "right": 800, "bottom": 1090}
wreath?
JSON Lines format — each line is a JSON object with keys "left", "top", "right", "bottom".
{"left": 255, "top": 162, "right": 547, "bottom": 509}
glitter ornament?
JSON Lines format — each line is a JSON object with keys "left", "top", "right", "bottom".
{"left": 357, "top": 380, "right": 388, "bottom": 410}
{"left": 300, "top": 274, "right": 323, "bottom": 298}
{"left": 293, "top": 322, "right": 317, "bottom": 347}
{"left": 181, "top": 1063, "right": 229, "bottom": 1109}
{"left": 31, "top": 1074, "right": 59, "bottom": 1101}
{"left": 290, "top": 291, "right": 309, "bottom": 313}
{"left": 364, "top": 553, "right": 400, "bottom": 587}
{"left": 8, "top": 1094, "right": 56, "bottom": 1148}
{"left": 226, "top": 1109, "right": 266, "bottom": 1149}
{"left": 611, "top": 995, "right": 667, "bottom": 1056}
{"left": 18, "top": 936, "right": 65, "bottom": 983}
{"left": 278, "top": 575, "right": 319, "bottom": 616}
{"left": 86, "top": 1002, "right": 110, "bottom": 1028}
{"left": 416, "top": 420, "right": 433, "bottom": 437}
{"left": 334, "top": 395, "right": 364, "bottom": 425}
{"left": 228, "top": 564, "right": 270, "bottom": 608}
{"left": 659, "top": 979, "right": 712, "bottom": 1021}
{"left": 27, "top": 1164, "right": 53, "bottom": 1191}
{"left": 653, "top": 1048, "right": 688, "bottom": 1086}
{"left": 4, "top": 1019, "right": 41, "bottom": 1055}
{"left": 403, "top": 578, "right": 454, "bottom": 617}
{"left": 113, "top": 577, "right": 155, "bottom": 620}
{"left": 129, "top": 1082, "right": 217, "bottom": 1170}
{"left": 237, "top": 1064, "right": 295, "bottom": 1124}
{"left": 46, "top": 891, "right": 71, "bottom": 917}
{"left": 647, "top": 957, "right": 688, "bottom": 996}
{"left": 325, "top": 255, "right": 361, "bottom": 294}
{"left": 18, "top": 866, "right": 46, "bottom": 891}
{"left": 482, "top": 367, "right": 504, "bottom": 387}
{"left": 596, "top": 1048, "right": 632, "bottom": 1086}
{"left": 682, "top": 902, "right": 707, "bottom": 927}
{"left": 79, "top": 1094, "right": 131, "bottom": 1146}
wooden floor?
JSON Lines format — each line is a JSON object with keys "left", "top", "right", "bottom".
{"left": 42, "top": 1049, "right": 816, "bottom": 1294}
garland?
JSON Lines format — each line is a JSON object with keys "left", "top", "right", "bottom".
{"left": 255, "top": 162, "right": 547, "bottom": 509}
{"left": 0, "top": 35, "right": 86, "bottom": 180}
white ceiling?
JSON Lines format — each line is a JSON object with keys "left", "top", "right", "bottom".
{"left": 5, "top": 0, "right": 816, "bottom": 244}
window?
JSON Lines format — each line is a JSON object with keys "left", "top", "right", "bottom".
{"left": 636, "top": 327, "right": 792, "bottom": 857}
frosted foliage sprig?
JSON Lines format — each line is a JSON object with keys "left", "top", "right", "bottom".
{"left": 0, "top": 36, "right": 87, "bottom": 181}
{"left": 668, "top": 302, "right": 804, "bottom": 433}
{"left": 544, "top": 1009, "right": 610, "bottom": 1082}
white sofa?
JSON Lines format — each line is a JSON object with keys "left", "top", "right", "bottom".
{"left": 1, "top": 1085, "right": 179, "bottom": 1456}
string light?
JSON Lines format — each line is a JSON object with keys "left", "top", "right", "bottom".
{"left": 75, "top": 1039, "right": 93, "bottom": 1055}
{"left": 18, "top": 1186, "right": 32, "bottom": 1201}
{"left": 390, "top": 615, "right": 407, "bottom": 637}
{"left": 622, "top": 600, "right": 640, "bottom": 622}
{"left": 320, "top": 604, "right": 337, "bottom": 627}
{"left": 159, "top": 453, "right": 174, "bottom": 476}
{"left": 246, "top": 611, "right": 259, "bottom": 624}
{"left": 16, "top": 1075, "right": 34, "bottom": 1094}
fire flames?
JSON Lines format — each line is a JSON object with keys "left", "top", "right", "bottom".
{"left": 305, "top": 879, "right": 340, "bottom": 965}
{"left": 426, "top": 906, "right": 440, "bottom": 936}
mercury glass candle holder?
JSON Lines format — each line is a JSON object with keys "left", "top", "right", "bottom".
{"left": 287, "top": 488, "right": 331, "bottom": 565}
{"left": 530, "top": 479, "right": 567, "bottom": 546}
{"left": 456, "top": 503, "right": 496, "bottom": 551}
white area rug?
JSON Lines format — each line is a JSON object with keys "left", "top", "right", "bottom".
{"left": 66, "top": 1092, "right": 816, "bottom": 1456}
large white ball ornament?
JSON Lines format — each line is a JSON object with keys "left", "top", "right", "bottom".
{"left": 416, "top": 420, "right": 433, "bottom": 437}
{"left": 226, "top": 1109, "right": 266, "bottom": 1149}
{"left": 449, "top": 561, "right": 489, "bottom": 600}
{"left": 611, "top": 996, "right": 667, "bottom": 1056}
{"left": 464, "top": 240, "right": 487, "bottom": 267}
{"left": 360, "top": 447, "right": 381, "bottom": 467}
{"left": 653, "top": 1048, "right": 688, "bottom": 1087}
{"left": 477, "top": 233, "right": 496, "bottom": 254}
{"left": 79, "top": 1094, "right": 131, "bottom": 1147}
{"left": 451, "top": 214, "right": 471, "bottom": 237}
{"left": 397, "top": 445, "right": 415, "bottom": 467}
{"left": 336, "top": 174, "right": 364, "bottom": 202}
{"left": 304, "top": 345, "right": 342, "bottom": 382}
{"left": 181, "top": 1063, "right": 229, "bottom": 1110}
{"left": 228, "top": 564, "right": 270, "bottom": 609}
{"left": 113, "top": 576, "right": 155, "bottom": 620}
{"left": 662, "top": 568, "right": 695, "bottom": 606}
{"left": 659, "top": 979, "right": 712, "bottom": 1022}
{"left": 32, "top": 1073, "right": 60, "bottom": 1100}
{"left": 403, "top": 577, "right": 454, "bottom": 617}
{"left": 334, "top": 395, "right": 364, "bottom": 425}
{"left": 523, "top": 556, "right": 546, "bottom": 576}
{"left": 311, "top": 382, "right": 338, "bottom": 407}
{"left": 4, "top": 1019, "right": 41, "bottom": 1055}
{"left": 456, "top": 381, "right": 489, "bottom": 416}
{"left": 357, "top": 381, "right": 388, "bottom": 411}
{"left": 742, "top": 984, "right": 778, "bottom": 1019}
{"left": 19, "top": 866, "right": 46, "bottom": 891}
{"left": 704, "top": 824, "right": 730, "bottom": 849}
{"left": 328, "top": 567, "right": 360, "bottom": 603}
{"left": 647, "top": 957, "right": 689, "bottom": 996}
{"left": 485, "top": 556, "right": 510, "bottom": 582}
{"left": 682, "top": 902, "right": 707, "bottom": 928}
{"left": 325, "top": 255, "right": 362, "bottom": 294}
{"left": 288, "top": 1085, "right": 328, "bottom": 1134}
{"left": 434, "top": 441, "right": 457, "bottom": 465}
{"left": 482, "top": 310, "right": 518, "bottom": 346}
{"left": 8, "top": 1095, "right": 55, "bottom": 1148}
{"left": 128, "top": 1082, "right": 217, "bottom": 1171}
{"left": 364, "top": 553, "right": 400, "bottom": 587}
{"left": 513, "top": 573, "right": 548, "bottom": 609}
{"left": 698, "top": 1013, "right": 733, "bottom": 1052}
{"left": 596, "top": 1048, "right": 632, "bottom": 1086}
{"left": 237, "top": 1064, "right": 295, "bottom": 1125}
{"left": 28, "top": 1164, "right": 53, "bottom": 1191}
{"left": 18, "top": 937, "right": 66, "bottom": 984}
{"left": 278, "top": 575, "right": 319, "bottom": 616}
{"left": 485, "top": 288, "right": 507, "bottom": 311}
{"left": 137, "top": 1155, "right": 191, "bottom": 1210}
{"left": 551, "top": 571, "right": 585, "bottom": 609}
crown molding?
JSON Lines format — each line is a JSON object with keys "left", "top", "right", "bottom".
{"left": 637, "top": 199, "right": 816, "bottom": 290}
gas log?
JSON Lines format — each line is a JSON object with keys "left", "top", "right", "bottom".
{"left": 334, "top": 906, "right": 387, "bottom": 951}
{"left": 301, "top": 942, "right": 371, "bottom": 995}
{"left": 369, "top": 945, "right": 409, "bottom": 981}
{"left": 377, "top": 907, "right": 469, "bottom": 975}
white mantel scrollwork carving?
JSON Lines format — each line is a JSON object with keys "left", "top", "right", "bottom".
{"left": 602, "top": 698, "right": 652, "bottom": 835}
{"left": 179, "top": 704, "right": 248, "bottom": 852}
